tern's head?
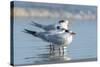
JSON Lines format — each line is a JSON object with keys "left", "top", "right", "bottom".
{"left": 58, "top": 20, "right": 69, "bottom": 30}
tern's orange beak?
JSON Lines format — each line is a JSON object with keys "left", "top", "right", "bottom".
{"left": 71, "top": 32, "right": 76, "bottom": 35}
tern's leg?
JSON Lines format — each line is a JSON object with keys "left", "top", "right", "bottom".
{"left": 49, "top": 43, "right": 52, "bottom": 55}
{"left": 62, "top": 46, "right": 64, "bottom": 56}
{"left": 52, "top": 44, "right": 55, "bottom": 54}
{"left": 59, "top": 47, "right": 61, "bottom": 56}
{"left": 59, "top": 46, "right": 64, "bottom": 56}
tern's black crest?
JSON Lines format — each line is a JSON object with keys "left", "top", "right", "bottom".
{"left": 59, "top": 20, "right": 65, "bottom": 23}
{"left": 24, "top": 29, "right": 36, "bottom": 35}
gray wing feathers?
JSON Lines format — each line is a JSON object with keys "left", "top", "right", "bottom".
{"left": 24, "top": 29, "right": 66, "bottom": 45}
{"left": 31, "top": 21, "right": 55, "bottom": 31}
{"left": 32, "top": 21, "right": 45, "bottom": 29}
{"left": 44, "top": 25, "right": 55, "bottom": 31}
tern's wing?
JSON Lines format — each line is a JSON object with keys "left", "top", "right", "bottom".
{"left": 31, "top": 21, "right": 46, "bottom": 29}
{"left": 24, "top": 29, "right": 66, "bottom": 45}
{"left": 44, "top": 24, "right": 56, "bottom": 31}
{"left": 24, "top": 29, "right": 49, "bottom": 40}
{"left": 31, "top": 21, "right": 55, "bottom": 31}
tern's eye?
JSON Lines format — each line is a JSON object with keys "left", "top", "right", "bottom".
{"left": 65, "top": 30, "right": 69, "bottom": 32}
{"left": 57, "top": 26, "right": 60, "bottom": 29}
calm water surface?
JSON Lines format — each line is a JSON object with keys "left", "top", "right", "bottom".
{"left": 13, "top": 17, "right": 97, "bottom": 65}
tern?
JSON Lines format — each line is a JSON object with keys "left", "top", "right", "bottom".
{"left": 31, "top": 20, "right": 70, "bottom": 53}
{"left": 31, "top": 20, "right": 69, "bottom": 31}
{"left": 24, "top": 28, "right": 76, "bottom": 55}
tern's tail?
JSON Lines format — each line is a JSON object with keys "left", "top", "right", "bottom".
{"left": 31, "top": 21, "right": 43, "bottom": 28}
{"left": 24, "top": 29, "right": 37, "bottom": 36}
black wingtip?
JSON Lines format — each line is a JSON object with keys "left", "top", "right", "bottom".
{"left": 21, "top": 29, "right": 28, "bottom": 33}
{"left": 24, "top": 29, "right": 29, "bottom": 32}
{"left": 23, "top": 29, "right": 36, "bottom": 35}
{"left": 23, "top": 29, "right": 28, "bottom": 33}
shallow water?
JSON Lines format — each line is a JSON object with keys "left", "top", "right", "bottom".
{"left": 13, "top": 17, "right": 97, "bottom": 65}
